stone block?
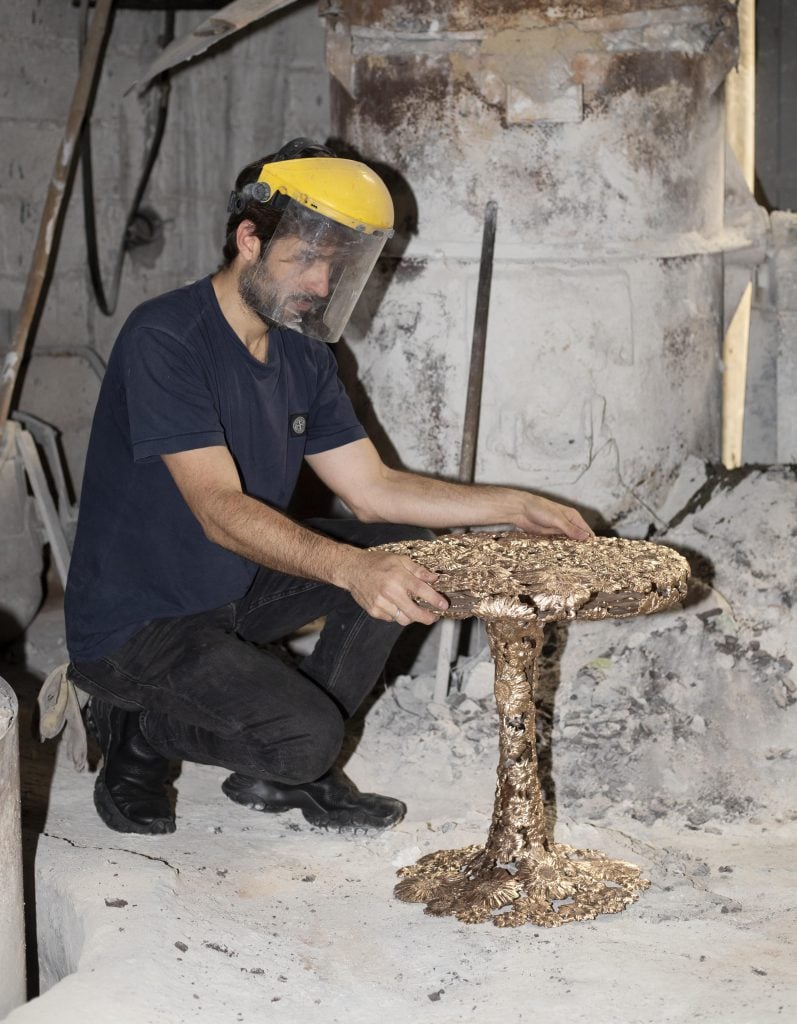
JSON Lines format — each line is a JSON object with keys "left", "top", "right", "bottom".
{"left": 461, "top": 661, "right": 495, "bottom": 702}
{"left": 480, "top": 264, "right": 635, "bottom": 485}
{"left": 506, "top": 82, "right": 584, "bottom": 124}
{"left": 283, "top": 67, "right": 332, "bottom": 141}
{"left": 0, "top": 119, "right": 64, "bottom": 200}
{"left": 743, "top": 305, "right": 778, "bottom": 463}
{"left": 772, "top": 211, "right": 797, "bottom": 312}
{"left": 776, "top": 311, "right": 797, "bottom": 462}
{"left": 0, "top": 34, "right": 77, "bottom": 123}
{"left": 0, "top": 275, "right": 23, "bottom": 313}
{"left": 2, "top": 0, "right": 82, "bottom": 44}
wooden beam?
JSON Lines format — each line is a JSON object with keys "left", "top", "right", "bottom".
{"left": 722, "top": 0, "right": 756, "bottom": 469}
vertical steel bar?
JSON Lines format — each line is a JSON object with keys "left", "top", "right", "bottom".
{"left": 433, "top": 201, "right": 498, "bottom": 702}
{"left": 458, "top": 200, "right": 498, "bottom": 482}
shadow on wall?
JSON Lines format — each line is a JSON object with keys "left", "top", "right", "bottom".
{"left": 329, "top": 139, "right": 419, "bottom": 469}
{"left": 289, "top": 146, "right": 418, "bottom": 514}
{"left": 533, "top": 544, "right": 715, "bottom": 836}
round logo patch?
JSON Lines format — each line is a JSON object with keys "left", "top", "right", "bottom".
{"left": 289, "top": 413, "right": 307, "bottom": 436}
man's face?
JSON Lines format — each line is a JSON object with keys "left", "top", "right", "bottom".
{"left": 238, "top": 235, "right": 338, "bottom": 330}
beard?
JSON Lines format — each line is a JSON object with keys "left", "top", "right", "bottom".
{"left": 237, "top": 258, "right": 291, "bottom": 329}
{"left": 238, "top": 256, "right": 318, "bottom": 331}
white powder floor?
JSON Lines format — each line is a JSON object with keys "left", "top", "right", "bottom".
{"left": 2, "top": 467, "right": 796, "bottom": 1024}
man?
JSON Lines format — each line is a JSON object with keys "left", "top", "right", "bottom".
{"left": 65, "top": 138, "right": 592, "bottom": 837}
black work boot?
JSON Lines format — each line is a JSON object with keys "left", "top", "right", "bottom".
{"left": 86, "top": 697, "right": 176, "bottom": 835}
{"left": 221, "top": 767, "right": 406, "bottom": 831}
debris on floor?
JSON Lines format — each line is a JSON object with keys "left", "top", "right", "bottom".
{"left": 1, "top": 467, "right": 795, "bottom": 1023}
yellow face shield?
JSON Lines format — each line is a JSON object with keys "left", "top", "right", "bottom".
{"left": 253, "top": 197, "right": 390, "bottom": 344}
{"left": 232, "top": 157, "right": 395, "bottom": 343}
{"left": 255, "top": 157, "right": 394, "bottom": 235}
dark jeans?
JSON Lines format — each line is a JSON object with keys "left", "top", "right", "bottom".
{"left": 70, "top": 519, "right": 432, "bottom": 785}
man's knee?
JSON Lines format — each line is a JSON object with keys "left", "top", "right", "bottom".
{"left": 270, "top": 705, "right": 345, "bottom": 785}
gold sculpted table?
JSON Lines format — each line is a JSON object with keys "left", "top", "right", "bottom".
{"left": 377, "top": 533, "right": 690, "bottom": 928}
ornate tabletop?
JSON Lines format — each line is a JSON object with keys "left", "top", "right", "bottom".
{"left": 377, "top": 533, "right": 690, "bottom": 928}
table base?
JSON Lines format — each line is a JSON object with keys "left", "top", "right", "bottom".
{"left": 374, "top": 534, "right": 688, "bottom": 930}
{"left": 395, "top": 841, "right": 650, "bottom": 928}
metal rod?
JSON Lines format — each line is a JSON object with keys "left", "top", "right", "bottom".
{"left": 459, "top": 200, "right": 498, "bottom": 483}
{"left": 433, "top": 201, "right": 498, "bottom": 703}
{"left": 16, "top": 428, "right": 72, "bottom": 587}
{"left": 0, "top": 0, "right": 114, "bottom": 435}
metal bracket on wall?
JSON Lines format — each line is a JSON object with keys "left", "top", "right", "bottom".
{"left": 135, "top": 0, "right": 301, "bottom": 92}
{"left": 12, "top": 412, "right": 79, "bottom": 544}
{"left": 13, "top": 425, "right": 72, "bottom": 589}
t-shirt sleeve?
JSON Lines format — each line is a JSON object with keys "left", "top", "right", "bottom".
{"left": 121, "top": 326, "right": 225, "bottom": 462}
{"left": 304, "top": 344, "right": 367, "bottom": 455}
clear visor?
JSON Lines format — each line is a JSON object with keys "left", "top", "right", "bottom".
{"left": 254, "top": 198, "right": 389, "bottom": 344}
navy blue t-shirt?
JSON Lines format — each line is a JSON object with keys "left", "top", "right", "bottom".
{"left": 65, "top": 276, "right": 366, "bottom": 661}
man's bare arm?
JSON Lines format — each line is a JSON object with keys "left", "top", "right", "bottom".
{"left": 161, "top": 446, "right": 447, "bottom": 626}
{"left": 306, "top": 438, "right": 593, "bottom": 539}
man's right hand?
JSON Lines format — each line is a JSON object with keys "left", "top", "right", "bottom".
{"left": 337, "top": 549, "right": 449, "bottom": 626}
{"left": 162, "top": 445, "right": 448, "bottom": 626}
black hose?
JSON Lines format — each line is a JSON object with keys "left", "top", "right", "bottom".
{"left": 78, "top": 1, "right": 175, "bottom": 316}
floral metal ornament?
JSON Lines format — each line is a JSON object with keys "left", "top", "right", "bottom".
{"left": 378, "top": 533, "right": 690, "bottom": 928}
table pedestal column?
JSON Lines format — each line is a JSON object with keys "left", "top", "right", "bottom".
{"left": 395, "top": 616, "right": 650, "bottom": 928}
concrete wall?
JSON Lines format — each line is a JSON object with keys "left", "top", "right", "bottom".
{"left": 328, "top": 0, "right": 742, "bottom": 532}
{"left": 1, "top": 0, "right": 330, "bottom": 494}
{"left": 744, "top": 211, "right": 797, "bottom": 462}
{"left": 756, "top": 0, "right": 797, "bottom": 212}
{"left": 0, "top": 1, "right": 791, "bottom": 516}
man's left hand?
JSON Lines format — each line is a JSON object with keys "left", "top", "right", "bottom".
{"left": 514, "top": 494, "right": 594, "bottom": 541}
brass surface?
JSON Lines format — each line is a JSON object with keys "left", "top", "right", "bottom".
{"left": 378, "top": 533, "right": 690, "bottom": 927}
{"left": 378, "top": 532, "right": 689, "bottom": 623}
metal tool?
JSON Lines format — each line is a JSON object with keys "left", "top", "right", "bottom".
{"left": 433, "top": 200, "right": 498, "bottom": 702}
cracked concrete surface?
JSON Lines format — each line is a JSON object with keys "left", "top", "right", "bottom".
{"left": 2, "top": 467, "right": 796, "bottom": 1023}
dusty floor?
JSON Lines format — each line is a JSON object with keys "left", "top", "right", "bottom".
{"left": 2, "top": 468, "right": 796, "bottom": 1024}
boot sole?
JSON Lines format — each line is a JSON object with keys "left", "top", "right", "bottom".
{"left": 221, "top": 776, "right": 405, "bottom": 831}
{"left": 94, "top": 770, "right": 176, "bottom": 835}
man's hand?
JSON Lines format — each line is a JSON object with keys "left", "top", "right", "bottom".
{"left": 307, "top": 439, "right": 594, "bottom": 542}
{"left": 513, "top": 493, "right": 594, "bottom": 541}
{"left": 162, "top": 443, "right": 589, "bottom": 631}
{"left": 336, "top": 549, "right": 449, "bottom": 626}
{"left": 162, "top": 445, "right": 448, "bottom": 626}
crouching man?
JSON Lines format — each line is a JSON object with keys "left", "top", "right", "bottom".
{"left": 65, "top": 138, "right": 592, "bottom": 836}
